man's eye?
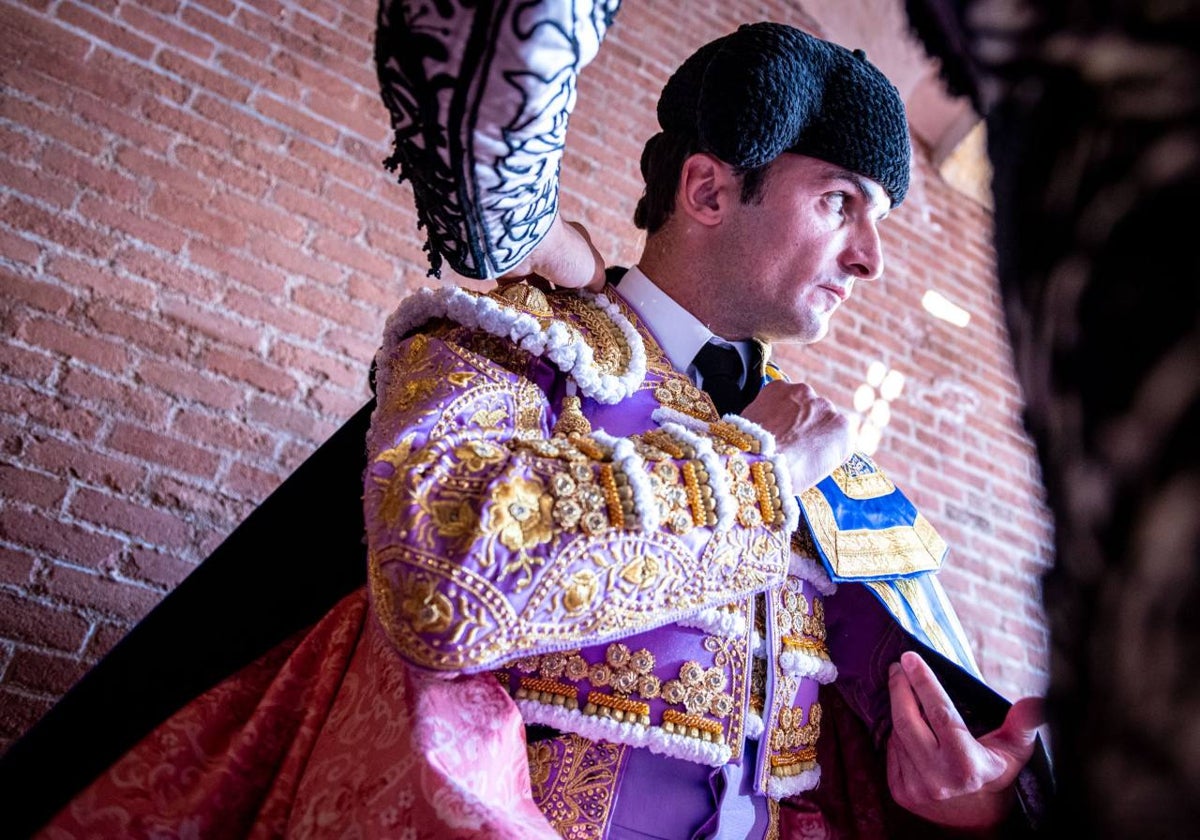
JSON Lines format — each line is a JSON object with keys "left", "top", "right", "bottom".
{"left": 827, "top": 192, "right": 847, "bottom": 213}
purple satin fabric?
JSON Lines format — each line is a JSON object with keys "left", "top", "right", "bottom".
{"left": 606, "top": 738, "right": 770, "bottom": 840}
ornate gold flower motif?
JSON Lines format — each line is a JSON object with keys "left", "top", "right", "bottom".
{"left": 400, "top": 576, "right": 453, "bottom": 634}
{"left": 485, "top": 477, "right": 554, "bottom": 550}
{"left": 662, "top": 660, "right": 733, "bottom": 717}
{"left": 429, "top": 499, "right": 479, "bottom": 539}
{"left": 563, "top": 569, "right": 599, "bottom": 615}
{"left": 455, "top": 440, "right": 505, "bottom": 472}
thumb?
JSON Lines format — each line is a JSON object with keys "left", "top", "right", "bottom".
{"left": 995, "top": 696, "right": 1046, "bottom": 755}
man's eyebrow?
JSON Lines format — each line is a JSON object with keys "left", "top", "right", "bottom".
{"left": 828, "top": 168, "right": 892, "bottom": 219}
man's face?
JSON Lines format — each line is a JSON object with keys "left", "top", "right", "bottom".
{"left": 715, "top": 153, "right": 890, "bottom": 343}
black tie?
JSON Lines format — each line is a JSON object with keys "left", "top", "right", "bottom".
{"left": 694, "top": 341, "right": 755, "bottom": 416}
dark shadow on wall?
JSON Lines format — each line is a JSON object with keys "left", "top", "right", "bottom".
{"left": 905, "top": 1, "right": 1200, "bottom": 837}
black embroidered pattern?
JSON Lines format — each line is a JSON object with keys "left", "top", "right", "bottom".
{"left": 376, "top": 0, "right": 620, "bottom": 279}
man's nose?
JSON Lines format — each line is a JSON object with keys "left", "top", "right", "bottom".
{"left": 844, "top": 221, "right": 884, "bottom": 281}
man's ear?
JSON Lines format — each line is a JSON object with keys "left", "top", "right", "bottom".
{"left": 676, "top": 153, "right": 738, "bottom": 226}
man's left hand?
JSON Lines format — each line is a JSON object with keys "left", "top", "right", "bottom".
{"left": 497, "top": 215, "right": 606, "bottom": 292}
{"left": 886, "top": 651, "right": 1045, "bottom": 832}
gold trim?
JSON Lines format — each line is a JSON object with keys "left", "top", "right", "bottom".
{"left": 800, "top": 487, "right": 944, "bottom": 579}
{"left": 829, "top": 458, "right": 896, "bottom": 499}
{"left": 661, "top": 709, "right": 725, "bottom": 741}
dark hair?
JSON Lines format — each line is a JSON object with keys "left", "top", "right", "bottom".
{"left": 633, "top": 132, "right": 771, "bottom": 233}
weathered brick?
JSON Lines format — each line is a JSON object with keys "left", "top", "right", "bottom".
{"left": 202, "top": 346, "right": 297, "bottom": 398}
{"left": 137, "top": 358, "right": 244, "bottom": 411}
{"left": 125, "top": 545, "right": 194, "bottom": 589}
{"left": 23, "top": 436, "right": 146, "bottom": 495}
{"left": 44, "top": 564, "right": 164, "bottom": 620}
{"left": 0, "top": 463, "right": 66, "bottom": 509}
{"left": 69, "top": 487, "right": 192, "bottom": 549}
{"left": 0, "top": 507, "right": 124, "bottom": 568}
{"left": 6, "top": 647, "right": 91, "bottom": 695}
{"left": 0, "top": 592, "right": 90, "bottom": 651}
{"left": 20, "top": 316, "right": 132, "bottom": 373}
{"left": 106, "top": 422, "right": 223, "bottom": 481}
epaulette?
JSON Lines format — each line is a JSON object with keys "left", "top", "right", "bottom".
{"left": 798, "top": 452, "right": 948, "bottom": 582}
{"left": 378, "top": 282, "right": 647, "bottom": 405}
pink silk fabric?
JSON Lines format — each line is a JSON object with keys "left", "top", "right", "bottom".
{"left": 40, "top": 589, "right": 559, "bottom": 839}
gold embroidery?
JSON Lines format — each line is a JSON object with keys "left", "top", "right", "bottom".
{"left": 454, "top": 440, "right": 505, "bottom": 472}
{"left": 778, "top": 577, "right": 827, "bottom": 642}
{"left": 485, "top": 477, "right": 555, "bottom": 551}
{"left": 801, "top": 487, "right": 944, "bottom": 578}
{"left": 563, "top": 570, "right": 600, "bottom": 615}
{"left": 653, "top": 376, "right": 716, "bottom": 420}
{"left": 708, "top": 420, "right": 758, "bottom": 453}
{"left": 398, "top": 575, "right": 454, "bottom": 635}
{"left": 728, "top": 454, "right": 764, "bottom": 527}
{"left": 662, "top": 709, "right": 724, "bottom": 742}
{"left": 597, "top": 464, "right": 624, "bottom": 530}
{"left": 770, "top": 703, "right": 822, "bottom": 777}
{"left": 830, "top": 452, "right": 896, "bottom": 499}
{"left": 662, "top": 660, "right": 734, "bottom": 718}
{"left": 637, "top": 428, "right": 687, "bottom": 459}
{"left": 895, "top": 577, "right": 962, "bottom": 666}
{"left": 427, "top": 499, "right": 479, "bottom": 541}
{"left": 517, "top": 676, "right": 580, "bottom": 708}
{"left": 469, "top": 408, "right": 506, "bottom": 429}
{"left": 553, "top": 293, "right": 634, "bottom": 377}
{"left": 527, "top": 733, "right": 626, "bottom": 840}
{"left": 618, "top": 555, "right": 660, "bottom": 589}
{"left": 585, "top": 691, "right": 651, "bottom": 724}
{"left": 553, "top": 395, "right": 592, "bottom": 436}
{"left": 491, "top": 281, "right": 552, "bottom": 318}
{"left": 547, "top": 466, "right": 610, "bottom": 534}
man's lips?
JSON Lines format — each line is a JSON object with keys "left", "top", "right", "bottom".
{"left": 818, "top": 283, "right": 850, "bottom": 303}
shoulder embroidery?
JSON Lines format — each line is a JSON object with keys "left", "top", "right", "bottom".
{"left": 380, "top": 284, "right": 647, "bottom": 404}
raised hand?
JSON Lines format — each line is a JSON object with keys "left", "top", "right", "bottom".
{"left": 497, "top": 215, "right": 606, "bottom": 292}
{"left": 740, "top": 381, "right": 852, "bottom": 492}
{"left": 886, "top": 651, "right": 1045, "bottom": 831}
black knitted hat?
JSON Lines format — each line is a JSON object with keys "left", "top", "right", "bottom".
{"left": 657, "top": 22, "right": 911, "bottom": 205}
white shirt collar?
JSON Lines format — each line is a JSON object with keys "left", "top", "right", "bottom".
{"left": 615, "top": 265, "right": 753, "bottom": 386}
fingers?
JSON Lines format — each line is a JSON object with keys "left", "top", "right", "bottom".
{"left": 564, "top": 221, "right": 607, "bottom": 292}
{"left": 888, "top": 656, "right": 940, "bottom": 753}
{"left": 496, "top": 216, "right": 607, "bottom": 292}
{"left": 989, "top": 696, "right": 1046, "bottom": 760}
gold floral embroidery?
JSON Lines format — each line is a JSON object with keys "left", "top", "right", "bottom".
{"left": 563, "top": 569, "right": 600, "bottom": 615}
{"left": 427, "top": 499, "right": 479, "bottom": 541}
{"left": 398, "top": 574, "right": 454, "bottom": 635}
{"left": 454, "top": 440, "right": 505, "bottom": 471}
{"left": 527, "top": 733, "right": 626, "bottom": 840}
{"left": 661, "top": 660, "right": 734, "bottom": 718}
{"left": 728, "top": 454, "right": 764, "bottom": 527}
{"left": 770, "top": 703, "right": 822, "bottom": 777}
{"left": 486, "top": 476, "right": 555, "bottom": 551}
{"left": 517, "top": 644, "right": 660, "bottom": 705}
{"left": 469, "top": 408, "right": 507, "bottom": 430}
{"left": 490, "top": 281, "right": 553, "bottom": 318}
{"left": 547, "top": 465, "right": 610, "bottom": 534}
{"left": 653, "top": 376, "right": 716, "bottom": 420}
{"left": 778, "top": 577, "right": 827, "bottom": 642}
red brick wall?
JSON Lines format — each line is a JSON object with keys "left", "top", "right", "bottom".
{"left": 0, "top": 0, "right": 1052, "bottom": 752}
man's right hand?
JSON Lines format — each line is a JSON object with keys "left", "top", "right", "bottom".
{"left": 740, "top": 381, "right": 852, "bottom": 492}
